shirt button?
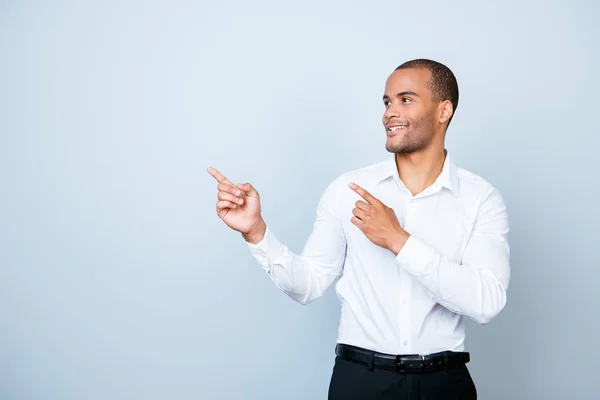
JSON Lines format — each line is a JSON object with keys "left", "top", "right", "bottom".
{"left": 403, "top": 341, "right": 408, "bottom": 346}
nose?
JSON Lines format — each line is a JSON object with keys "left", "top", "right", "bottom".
{"left": 384, "top": 103, "right": 401, "bottom": 120}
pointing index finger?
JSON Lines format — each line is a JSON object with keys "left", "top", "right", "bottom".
{"left": 207, "top": 167, "right": 233, "bottom": 184}
{"left": 349, "top": 182, "right": 377, "bottom": 204}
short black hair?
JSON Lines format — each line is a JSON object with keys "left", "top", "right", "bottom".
{"left": 395, "top": 59, "right": 459, "bottom": 126}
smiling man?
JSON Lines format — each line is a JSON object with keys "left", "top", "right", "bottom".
{"left": 208, "top": 59, "right": 510, "bottom": 399}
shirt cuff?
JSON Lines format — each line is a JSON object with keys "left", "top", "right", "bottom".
{"left": 246, "top": 225, "right": 270, "bottom": 252}
{"left": 245, "top": 226, "right": 285, "bottom": 268}
{"left": 394, "top": 235, "right": 438, "bottom": 278}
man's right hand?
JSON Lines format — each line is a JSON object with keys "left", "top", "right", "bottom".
{"left": 207, "top": 166, "right": 266, "bottom": 244}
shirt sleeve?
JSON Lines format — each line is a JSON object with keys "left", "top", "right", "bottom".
{"left": 395, "top": 186, "right": 510, "bottom": 324}
{"left": 245, "top": 175, "right": 347, "bottom": 304}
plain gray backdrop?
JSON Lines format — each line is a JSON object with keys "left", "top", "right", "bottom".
{"left": 1, "top": 1, "right": 598, "bottom": 399}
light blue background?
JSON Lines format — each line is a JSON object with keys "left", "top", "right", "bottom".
{"left": 1, "top": 1, "right": 598, "bottom": 399}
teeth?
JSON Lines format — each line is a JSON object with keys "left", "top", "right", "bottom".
{"left": 389, "top": 126, "right": 406, "bottom": 131}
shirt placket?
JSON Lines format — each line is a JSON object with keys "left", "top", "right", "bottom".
{"left": 398, "top": 193, "right": 417, "bottom": 353}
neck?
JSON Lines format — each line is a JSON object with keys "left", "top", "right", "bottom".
{"left": 395, "top": 144, "right": 446, "bottom": 196}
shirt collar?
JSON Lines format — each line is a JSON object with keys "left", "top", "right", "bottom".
{"left": 375, "top": 150, "right": 460, "bottom": 196}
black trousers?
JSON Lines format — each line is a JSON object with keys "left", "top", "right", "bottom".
{"left": 328, "top": 355, "right": 477, "bottom": 399}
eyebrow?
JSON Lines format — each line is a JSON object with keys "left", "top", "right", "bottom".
{"left": 383, "top": 91, "right": 419, "bottom": 100}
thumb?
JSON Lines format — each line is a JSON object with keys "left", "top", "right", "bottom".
{"left": 237, "top": 182, "right": 258, "bottom": 197}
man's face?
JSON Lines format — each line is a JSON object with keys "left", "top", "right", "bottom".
{"left": 382, "top": 68, "right": 438, "bottom": 154}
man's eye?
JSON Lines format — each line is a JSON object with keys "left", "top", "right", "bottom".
{"left": 402, "top": 97, "right": 412, "bottom": 103}
{"left": 384, "top": 101, "right": 390, "bottom": 107}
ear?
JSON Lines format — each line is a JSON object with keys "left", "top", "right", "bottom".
{"left": 438, "top": 100, "right": 454, "bottom": 124}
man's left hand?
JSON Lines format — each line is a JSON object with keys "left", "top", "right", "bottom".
{"left": 349, "top": 182, "right": 410, "bottom": 255}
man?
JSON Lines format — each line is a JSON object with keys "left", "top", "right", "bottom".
{"left": 207, "top": 59, "right": 510, "bottom": 399}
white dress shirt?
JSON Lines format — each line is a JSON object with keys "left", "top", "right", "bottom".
{"left": 246, "top": 151, "right": 510, "bottom": 355}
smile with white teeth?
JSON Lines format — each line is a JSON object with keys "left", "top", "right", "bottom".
{"left": 388, "top": 126, "right": 407, "bottom": 132}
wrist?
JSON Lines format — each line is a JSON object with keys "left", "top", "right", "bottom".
{"left": 243, "top": 218, "right": 266, "bottom": 245}
{"left": 388, "top": 229, "right": 410, "bottom": 255}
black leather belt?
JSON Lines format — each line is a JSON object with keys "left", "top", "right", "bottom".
{"left": 335, "top": 344, "right": 470, "bottom": 373}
